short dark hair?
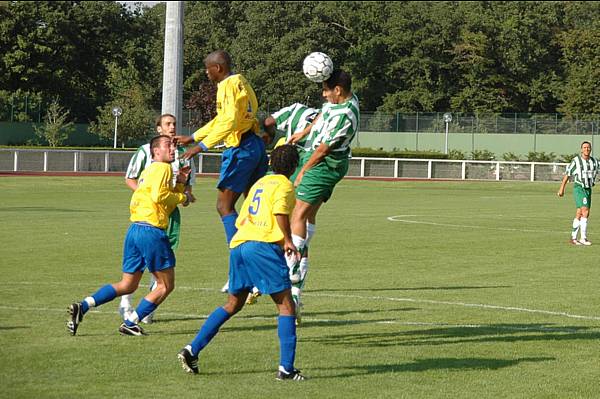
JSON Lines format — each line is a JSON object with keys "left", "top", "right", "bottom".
{"left": 324, "top": 69, "right": 352, "bottom": 93}
{"left": 156, "top": 113, "right": 176, "bottom": 127}
{"left": 270, "top": 145, "right": 299, "bottom": 177}
{"left": 149, "top": 135, "right": 169, "bottom": 159}
{"left": 582, "top": 141, "right": 592, "bottom": 148}
{"left": 204, "top": 50, "right": 232, "bottom": 69}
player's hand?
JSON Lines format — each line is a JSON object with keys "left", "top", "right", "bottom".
{"left": 293, "top": 171, "right": 304, "bottom": 188}
{"left": 557, "top": 189, "right": 564, "bottom": 197}
{"left": 173, "top": 135, "right": 194, "bottom": 146}
{"left": 176, "top": 166, "right": 192, "bottom": 184}
{"left": 182, "top": 146, "right": 202, "bottom": 160}
{"left": 287, "top": 131, "right": 304, "bottom": 145}
{"left": 186, "top": 192, "right": 196, "bottom": 203}
{"left": 284, "top": 240, "right": 300, "bottom": 262}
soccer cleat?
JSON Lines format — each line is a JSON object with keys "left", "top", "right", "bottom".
{"left": 118, "top": 323, "right": 146, "bottom": 336}
{"left": 67, "top": 302, "right": 84, "bottom": 336}
{"left": 570, "top": 239, "right": 582, "bottom": 245}
{"left": 245, "top": 290, "right": 261, "bottom": 305}
{"left": 177, "top": 347, "right": 199, "bottom": 374}
{"left": 579, "top": 238, "right": 592, "bottom": 246}
{"left": 276, "top": 366, "right": 306, "bottom": 381}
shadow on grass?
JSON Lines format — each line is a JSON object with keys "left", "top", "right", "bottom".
{"left": 0, "top": 206, "right": 93, "bottom": 213}
{"left": 309, "top": 357, "right": 555, "bottom": 378}
{"left": 0, "top": 326, "right": 30, "bottom": 331}
{"left": 302, "top": 323, "right": 600, "bottom": 347}
{"left": 308, "top": 285, "right": 511, "bottom": 293}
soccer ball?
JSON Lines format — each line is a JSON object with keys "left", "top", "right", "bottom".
{"left": 302, "top": 52, "right": 333, "bottom": 83}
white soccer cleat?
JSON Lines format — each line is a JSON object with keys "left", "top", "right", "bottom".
{"left": 579, "top": 238, "right": 592, "bottom": 246}
{"left": 569, "top": 239, "right": 582, "bottom": 245}
{"left": 141, "top": 312, "right": 154, "bottom": 324}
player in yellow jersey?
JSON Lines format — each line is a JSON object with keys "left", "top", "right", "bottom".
{"left": 175, "top": 51, "right": 268, "bottom": 286}
{"left": 177, "top": 145, "right": 307, "bottom": 381}
{"left": 67, "top": 136, "right": 193, "bottom": 336}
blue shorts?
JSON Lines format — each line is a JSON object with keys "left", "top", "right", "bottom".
{"left": 122, "top": 223, "right": 176, "bottom": 274}
{"left": 228, "top": 241, "right": 291, "bottom": 295}
{"left": 218, "top": 133, "right": 268, "bottom": 194}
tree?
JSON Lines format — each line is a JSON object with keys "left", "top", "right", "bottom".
{"left": 34, "top": 97, "right": 74, "bottom": 147}
{"left": 89, "top": 62, "right": 155, "bottom": 146}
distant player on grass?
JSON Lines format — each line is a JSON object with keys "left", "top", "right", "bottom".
{"left": 177, "top": 145, "right": 306, "bottom": 381}
{"left": 67, "top": 135, "right": 193, "bottom": 336}
{"left": 557, "top": 141, "right": 599, "bottom": 245}
{"left": 174, "top": 50, "right": 268, "bottom": 293}
{"left": 119, "top": 114, "right": 196, "bottom": 324}
{"left": 284, "top": 70, "right": 360, "bottom": 323}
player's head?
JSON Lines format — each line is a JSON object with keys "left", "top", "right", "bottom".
{"left": 581, "top": 141, "right": 592, "bottom": 158}
{"left": 270, "top": 145, "right": 299, "bottom": 178}
{"left": 156, "top": 114, "right": 177, "bottom": 137}
{"left": 204, "top": 50, "right": 232, "bottom": 82}
{"left": 150, "top": 135, "right": 175, "bottom": 163}
{"left": 322, "top": 69, "right": 352, "bottom": 104}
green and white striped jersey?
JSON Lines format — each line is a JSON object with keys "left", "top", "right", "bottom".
{"left": 126, "top": 143, "right": 196, "bottom": 187}
{"left": 310, "top": 94, "right": 360, "bottom": 168}
{"left": 271, "top": 103, "right": 319, "bottom": 151}
{"left": 565, "top": 155, "right": 599, "bottom": 188}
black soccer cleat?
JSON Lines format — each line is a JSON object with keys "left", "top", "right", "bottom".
{"left": 276, "top": 366, "right": 307, "bottom": 381}
{"left": 177, "top": 347, "right": 199, "bottom": 374}
{"left": 118, "top": 322, "right": 146, "bottom": 336}
{"left": 67, "top": 302, "right": 84, "bottom": 336}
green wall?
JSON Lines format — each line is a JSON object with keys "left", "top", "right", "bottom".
{"left": 353, "top": 131, "right": 596, "bottom": 158}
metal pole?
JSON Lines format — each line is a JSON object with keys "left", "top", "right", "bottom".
{"left": 113, "top": 116, "right": 118, "bottom": 149}
{"left": 162, "top": 2, "right": 184, "bottom": 126}
{"left": 445, "top": 122, "right": 449, "bottom": 154}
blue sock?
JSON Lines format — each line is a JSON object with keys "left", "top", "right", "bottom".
{"left": 82, "top": 284, "right": 117, "bottom": 315}
{"left": 190, "top": 307, "right": 231, "bottom": 356}
{"left": 221, "top": 213, "right": 238, "bottom": 245}
{"left": 278, "top": 315, "right": 297, "bottom": 372}
{"left": 125, "top": 298, "right": 157, "bottom": 327}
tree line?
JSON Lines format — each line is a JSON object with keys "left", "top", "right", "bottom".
{"left": 1, "top": 1, "right": 599, "bottom": 145}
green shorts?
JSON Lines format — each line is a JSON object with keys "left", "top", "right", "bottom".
{"left": 573, "top": 185, "right": 592, "bottom": 209}
{"left": 293, "top": 156, "right": 348, "bottom": 205}
{"left": 166, "top": 207, "right": 181, "bottom": 250}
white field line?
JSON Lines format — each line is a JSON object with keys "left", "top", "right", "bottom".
{"left": 0, "top": 305, "right": 585, "bottom": 334}
{"left": 387, "top": 215, "right": 568, "bottom": 235}
{"left": 4, "top": 281, "right": 600, "bottom": 322}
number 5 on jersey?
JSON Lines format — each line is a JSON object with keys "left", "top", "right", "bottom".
{"left": 249, "top": 189, "right": 263, "bottom": 215}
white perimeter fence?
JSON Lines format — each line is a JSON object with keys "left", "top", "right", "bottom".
{"left": 0, "top": 149, "right": 567, "bottom": 182}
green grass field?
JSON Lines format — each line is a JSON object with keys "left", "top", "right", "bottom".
{"left": 2, "top": 176, "right": 600, "bottom": 398}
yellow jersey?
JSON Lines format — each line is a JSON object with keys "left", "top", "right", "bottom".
{"left": 130, "top": 162, "right": 187, "bottom": 229}
{"left": 192, "top": 74, "right": 259, "bottom": 149}
{"left": 230, "top": 174, "right": 295, "bottom": 248}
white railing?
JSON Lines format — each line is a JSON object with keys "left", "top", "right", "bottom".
{"left": 0, "top": 149, "right": 567, "bottom": 182}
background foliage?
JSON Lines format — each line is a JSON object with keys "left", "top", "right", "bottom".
{"left": 1, "top": 1, "right": 599, "bottom": 130}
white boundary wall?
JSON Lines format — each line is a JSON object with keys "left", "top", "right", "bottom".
{"left": 0, "top": 149, "right": 567, "bottom": 182}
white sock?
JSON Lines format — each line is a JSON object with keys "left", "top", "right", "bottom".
{"left": 305, "top": 223, "right": 316, "bottom": 247}
{"left": 580, "top": 217, "right": 588, "bottom": 240}
{"left": 120, "top": 294, "right": 133, "bottom": 309}
{"left": 149, "top": 274, "right": 157, "bottom": 291}
{"left": 572, "top": 218, "right": 580, "bottom": 239}
{"left": 126, "top": 311, "right": 140, "bottom": 324}
{"left": 84, "top": 296, "right": 96, "bottom": 308}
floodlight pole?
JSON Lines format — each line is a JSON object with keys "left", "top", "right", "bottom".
{"left": 113, "top": 115, "right": 118, "bottom": 149}
{"left": 112, "top": 106, "right": 122, "bottom": 149}
{"left": 162, "top": 1, "right": 184, "bottom": 125}
{"left": 445, "top": 122, "right": 449, "bottom": 154}
{"left": 443, "top": 113, "right": 452, "bottom": 155}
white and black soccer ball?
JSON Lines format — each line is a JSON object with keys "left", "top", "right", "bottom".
{"left": 302, "top": 52, "right": 334, "bottom": 83}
